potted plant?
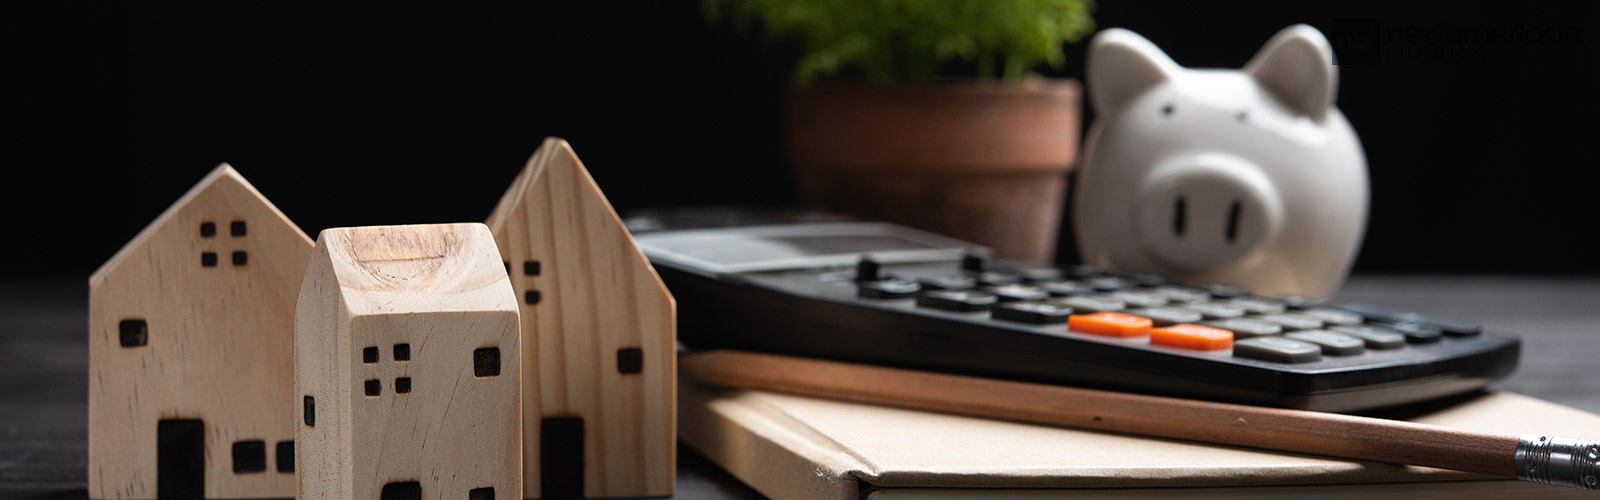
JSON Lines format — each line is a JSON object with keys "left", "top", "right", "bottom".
{"left": 705, "top": 0, "right": 1095, "bottom": 262}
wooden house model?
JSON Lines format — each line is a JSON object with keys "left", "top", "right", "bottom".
{"left": 88, "top": 164, "right": 313, "bottom": 499}
{"left": 486, "top": 138, "right": 676, "bottom": 498}
{"left": 294, "top": 223, "right": 522, "bottom": 500}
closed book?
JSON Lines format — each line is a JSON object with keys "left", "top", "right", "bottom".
{"left": 679, "top": 376, "right": 1600, "bottom": 499}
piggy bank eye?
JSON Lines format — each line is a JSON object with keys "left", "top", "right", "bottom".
{"left": 1161, "top": 104, "right": 1175, "bottom": 117}
{"left": 1236, "top": 111, "right": 1249, "bottom": 122}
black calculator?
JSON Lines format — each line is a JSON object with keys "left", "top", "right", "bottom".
{"left": 634, "top": 220, "right": 1519, "bottom": 412}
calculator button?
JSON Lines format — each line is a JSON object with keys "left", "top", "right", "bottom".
{"left": 1228, "top": 297, "right": 1287, "bottom": 315}
{"left": 1128, "top": 307, "right": 1203, "bottom": 327}
{"left": 1040, "top": 280, "right": 1096, "bottom": 297}
{"left": 1051, "top": 296, "right": 1126, "bottom": 313}
{"left": 1207, "top": 283, "right": 1252, "bottom": 299}
{"left": 858, "top": 278, "right": 920, "bottom": 299}
{"left": 1301, "top": 307, "right": 1363, "bottom": 326}
{"left": 1068, "top": 312, "right": 1152, "bottom": 338}
{"left": 1434, "top": 321, "right": 1481, "bottom": 337}
{"left": 1285, "top": 330, "right": 1366, "bottom": 356}
{"left": 855, "top": 257, "right": 882, "bottom": 281}
{"left": 1233, "top": 337, "right": 1322, "bottom": 363}
{"left": 1106, "top": 290, "right": 1169, "bottom": 308}
{"left": 1254, "top": 313, "right": 1324, "bottom": 331}
{"left": 1199, "top": 318, "right": 1283, "bottom": 338}
{"left": 993, "top": 301, "right": 1072, "bottom": 325}
{"left": 1177, "top": 302, "right": 1246, "bottom": 320}
{"left": 986, "top": 284, "right": 1050, "bottom": 302}
{"left": 917, "top": 290, "right": 998, "bottom": 312}
{"left": 1089, "top": 277, "right": 1133, "bottom": 291}
{"left": 1329, "top": 325, "right": 1406, "bottom": 349}
{"left": 1338, "top": 303, "right": 1482, "bottom": 336}
{"left": 1387, "top": 322, "right": 1444, "bottom": 344}
{"left": 1017, "top": 267, "right": 1063, "bottom": 282}
{"left": 1152, "top": 285, "right": 1211, "bottom": 304}
{"left": 1151, "top": 324, "right": 1233, "bottom": 350}
{"left": 919, "top": 275, "right": 977, "bottom": 290}
{"left": 1437, "top": 324, "right": 1481, "bottom": 337}
{"left": 977, "top": 271, "right": 1022, "bottom": 287}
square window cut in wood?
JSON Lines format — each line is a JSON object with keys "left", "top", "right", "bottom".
{"left": 474, "top": 347, "right": 500, "bottom": 378}
{"left": 119, "top": 319, "right": 148, "bottom": 347}
{"left": 232, "top": 440, "right": 266, "bottom": 473}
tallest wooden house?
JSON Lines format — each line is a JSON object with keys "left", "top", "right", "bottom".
{"left": 88, "top": 164, "right": 313, "bottom": 499}
{"left": 487, "top": 138, "right": 676, "bottom": 498}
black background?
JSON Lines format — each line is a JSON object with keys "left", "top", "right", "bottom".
{"left": 4, "top": 0, "right": 1596, "bottom": 277}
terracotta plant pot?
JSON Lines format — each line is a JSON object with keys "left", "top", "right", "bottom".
{"left": 787, "top": 78, "right": 1081, "bottom": 262}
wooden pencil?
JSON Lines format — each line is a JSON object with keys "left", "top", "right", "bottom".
{"left": 680, "top": 350, "right": 1600, "bottom": 492}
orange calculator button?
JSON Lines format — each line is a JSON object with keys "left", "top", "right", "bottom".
{"left": 1068, "top": 312, "right": 1153, "bottom": 337}
{"left": 1150, "top": 324, "right": 1234, "bottom": 350}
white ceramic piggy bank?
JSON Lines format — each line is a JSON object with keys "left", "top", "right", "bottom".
{"left": 1073, "top": 25, "right": 1367, "bottom": 299}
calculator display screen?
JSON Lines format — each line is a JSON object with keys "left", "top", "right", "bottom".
{"left": 635, "top": 222, "right": 982, "bottom": 273}
{"left": 655, "top": 235, "right": 935, "bottom": 267}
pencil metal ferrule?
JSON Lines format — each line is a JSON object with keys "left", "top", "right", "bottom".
{"left": 1516, "top": 434, "right": 1600, "bottom": 491}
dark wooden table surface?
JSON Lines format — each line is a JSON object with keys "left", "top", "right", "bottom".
{"left": 4, "top": 274, "right": 1597, "bottom": 499}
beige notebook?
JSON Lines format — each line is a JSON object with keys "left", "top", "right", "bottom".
{"left": 679, "top": 377, "right": 1600, "bottom": 499}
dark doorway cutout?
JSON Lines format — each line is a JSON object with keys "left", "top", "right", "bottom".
{"left": 276, "top": 440, "right": 294, "bottom": 473}
{"left": 617, "top": 348, "right": 643, "bottom": 374}
{"left": 469, "top": 487, "right": 495, "bottom": 500}
{"left": 232, "top": 440, "right": 266, "bottom": 473}
{"left": 120, "top": 319, "right": 148, "bottom": 347}
{"left": 157, "top": 419, "right": 204, "bottom": 499}
{"left": 304, "top": 395, "right": 315, "bottom": 427}
{"left": 474, "top": 347, "right": 500, "bottom": 378}
{"left": 381, "top": 481, "right": 421, "bottom": 500}
{"left": 541, "top": 417, "right": 585, "bottom": 499}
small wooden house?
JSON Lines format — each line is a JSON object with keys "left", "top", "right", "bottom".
{"left": 486, "top": 138, "right": 676, "bottom": 498}
{"left": 88, "top": 164, "right": 313, "bottom": 499}
{"left": 294, "top": 223, "right": 522, "bottom": 500}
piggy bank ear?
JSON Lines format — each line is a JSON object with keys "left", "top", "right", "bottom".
{"left": 1087, "top": 28, "right": 1178, "bottom": 115}
{"left": 1245, "top": 24, "right": 1337, "bottom": 121}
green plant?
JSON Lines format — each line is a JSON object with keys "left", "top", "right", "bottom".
{"left": 704, "top": 0, "right": 1094, "bottom": 85}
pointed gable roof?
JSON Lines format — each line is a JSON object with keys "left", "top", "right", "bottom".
{"left": 486, "top": 137, "right": 666, "bottom": 291}
{"left": 89, "top": 163, "right": 312, "bottom": 287}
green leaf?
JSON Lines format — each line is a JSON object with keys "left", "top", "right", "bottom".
{"left": 705, "top": 0, "right": 1095, "bottom": 85}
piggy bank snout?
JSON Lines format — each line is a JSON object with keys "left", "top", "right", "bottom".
{"left": 1136, "top": 156, "right": 1283, "bottom": 272}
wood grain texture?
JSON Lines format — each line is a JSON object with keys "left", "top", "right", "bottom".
{"left": 295, "top": 223, "right": 522, "bottom": 500}
{"left": 87, "top": 164, "right": 313, "bottom": 499}
{"left": 487, "top": 138, "right": 677, "bottom": 498}
{"left": 682, "top": 350, "right": 1521, "bottom": 477}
